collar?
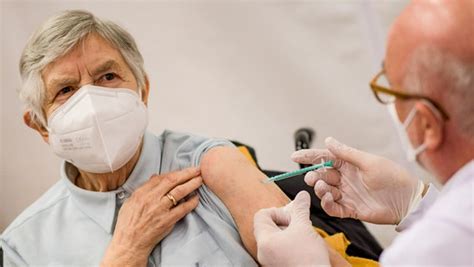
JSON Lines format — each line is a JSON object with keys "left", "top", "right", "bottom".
{"left": 61, "top": 131, "right": 162, "bottom": 233}
{"left": 442, "top": 160, "right": 474, "bottom": 195}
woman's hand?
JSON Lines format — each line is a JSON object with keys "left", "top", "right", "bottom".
{"left": 101, "top": 167, "right": 202, "bottom": 266}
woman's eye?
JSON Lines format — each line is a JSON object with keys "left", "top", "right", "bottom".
{"left": 58, "top": 86, "right": 74, "bottom": 96}
{"left": 103, "top": 73, "right": 116, "bottom": 81}
{"left": 52, "top": 86, "right": 75, "bottom": 103}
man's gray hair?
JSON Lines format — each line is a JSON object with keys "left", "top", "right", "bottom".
{"left": 19, "top": 10, "right": 146, "bottom": 127}
{"left": 403, "top": 45, "right": 474, "bottom": 141}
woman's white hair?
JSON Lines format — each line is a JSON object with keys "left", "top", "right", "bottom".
{"left": 19, "top": 10, "right": 146, "bottom": 127}
{"left": 403, "top": 45, "right": 474, "bottom": 140}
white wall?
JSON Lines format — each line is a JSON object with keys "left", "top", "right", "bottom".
{"left": 2, "top": 0, "right": 434, "bottom": 248}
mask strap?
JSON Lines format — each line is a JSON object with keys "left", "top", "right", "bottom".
{"left": 420, "top": 99, "right": 444, "bottom": 122}
{"left": 404, "top": 101, "right": 435, "bottom": 160}
{"left": 413, "top": 143, "right": 428, "bottom": 155}
{"left": 404, "top": 99, "right": 444, "bottom": 127}
{"left": 403, "top": 106, "right": 418, "bottom": 129}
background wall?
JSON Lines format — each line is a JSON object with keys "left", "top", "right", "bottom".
{"left": 1, "top": 0, "right": 434, "bottom": 248}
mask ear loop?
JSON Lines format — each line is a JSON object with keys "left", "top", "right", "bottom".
{"left": 413, "top": 143, "right": 428, "bottom": 155}
{"left": 402, "top": 106, "right": 418, "bottom": 129}
{"left": 420, "top": 99, "right": 444, "bottom": 122}
{"left": 417, "top": 99, "right": 444, "bottom": 152}
{"left": 404, "top": 99, "right": 445, "bottom": 135}
{"left": 405, "top": 100, "right": 443, "bottom": 160}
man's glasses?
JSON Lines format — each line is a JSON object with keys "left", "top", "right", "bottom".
{"left": 369, "top": 69, "right": 449, "bottom": 120}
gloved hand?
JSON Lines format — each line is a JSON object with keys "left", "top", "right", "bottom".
{"left": 253, "top": 191, "right": 330, "bottom": 267}
{"left": 292, "top": 137, "right": 424, "bottom": 225}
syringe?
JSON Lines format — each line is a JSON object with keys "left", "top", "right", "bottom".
{"left": 262, "top": 159, "right": 333, "bottom": 184}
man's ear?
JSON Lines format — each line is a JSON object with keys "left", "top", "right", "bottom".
{"left": 417, "top": 102, "right": 443, "bottom": 151}
{"left": 23, "top": 111, "right": 49, "bottom": 144}
{"left": 142, "top": 75, "right": 150, "bottom": 106}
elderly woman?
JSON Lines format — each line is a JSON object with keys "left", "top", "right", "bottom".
{"left": 0, "top": 10, "right": 289, "bottom": 266}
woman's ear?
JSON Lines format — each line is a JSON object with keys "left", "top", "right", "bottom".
{"left": 142, "top": 75, "right": 150, "bottom": 106}
{"left": 417, "top": 102, "right": 443, "bottom": 151}
{"left": 23, "top": 111, "right": 49, "bottom": 144}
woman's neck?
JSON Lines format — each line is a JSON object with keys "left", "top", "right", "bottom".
{"left": 75, "top": 144, "right": 143, "bottom": 192}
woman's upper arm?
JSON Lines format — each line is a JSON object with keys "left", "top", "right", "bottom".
{"left": 200, "top": 146, "right": 289, "bottom": 259}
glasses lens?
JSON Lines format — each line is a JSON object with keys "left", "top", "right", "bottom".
{"left": 374, "top": 73, "right": 396, "bottom": 104}
{"left": 375, "top": 90, "right": 396, "bottom": 104}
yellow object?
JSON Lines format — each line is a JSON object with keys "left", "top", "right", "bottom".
{"left": 316, "top": 228, "right": 379, "bottom": 267}
{"left": 237, "top": 146, "right": 257, "bottom": 167}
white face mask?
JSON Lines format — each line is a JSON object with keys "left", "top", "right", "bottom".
{"left": 387, "top": 103, "right": 427, "bottom": 162}
{"left": 47, "top": 85, "right": 148, "bottom": 173}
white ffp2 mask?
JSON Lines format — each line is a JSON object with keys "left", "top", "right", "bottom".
{"left": 47, "top": 85, "right": 148, "bottom": 173}
{"left": 387, "top": 103, "right": 427, "bottom": 162}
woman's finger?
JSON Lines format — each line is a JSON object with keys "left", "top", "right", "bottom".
{"left": 146, "top": 167, "right": 201, "bottom": 196}
{"left": 168, "top": 194, "right": 200, "bottom": 223}
{"left": 161, "top": 176, "right": 203, "bottom": 209}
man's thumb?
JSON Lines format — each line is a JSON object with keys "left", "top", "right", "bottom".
{"left": 289, "top": 191, "right": 311, "bottom": 223}
{"left": 325, "top": 137, "right": 367, "bottom": 169}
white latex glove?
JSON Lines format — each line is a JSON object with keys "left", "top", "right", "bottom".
{"left": 253, "top": 191, "right": 330, "bottom": 267}
{"left": 291, "top": 137, "right": 424, "bottom": 225}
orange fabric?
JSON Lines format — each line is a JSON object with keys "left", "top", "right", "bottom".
{"left": 237, "top": 146, "right": 257, "bottom": 167}
{"left": 316, "top": 228, "right": 379, "bottom": 267}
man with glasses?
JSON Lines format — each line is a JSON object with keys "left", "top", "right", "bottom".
{"left": 253, "top": 0, "right": 473, "bottom": 265}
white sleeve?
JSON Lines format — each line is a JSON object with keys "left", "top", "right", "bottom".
{"left": 396, "top": 183, "right": 439, "bottom": 232}
{"left": 381, "top": 181, "right": 473, "bottom": 266}
{"left": 382, "top": 217, "right": 473, "bottom": 265}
